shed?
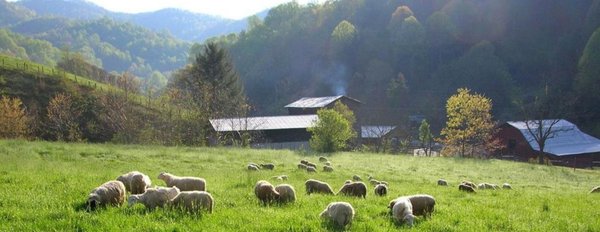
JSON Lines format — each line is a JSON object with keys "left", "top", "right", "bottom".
{"left": 495, "top": 119, "right": 600, "bottom": 168}
{"left": 284, "top": 95, "right": 361, "bottom": 115}
{"left": 209, "top": 115, "right": 317, "bottom": 144}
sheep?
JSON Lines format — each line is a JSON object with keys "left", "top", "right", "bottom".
{"left": 272, "top": 175, "right": 288, "bottom": 181}
{"left": 369, "top": 179, "right": 381, "bottom": 185}
{"left": 248, "top": 164, "right": 260, "bottom": 171}
{"left": 306, "top": 166, "right": 317, "bottom": 173}
{"left": 128, "top": 186, "right": 180, "bottom": 209}
{"left": 352, "top": 175, "right": 362, "bottom": 181}
{"left": 305, "top": 179, "right": 335, "bottom": 195}
{"left": 323, "top": 165, "right": 334, "bottom": 172}
{"left": 300, "top": 160, "right": 309, "bottom": 165}
{"left": 478, "top": 183, "right": 498, "bottom": 190}
{"left": 170, "top": 191, "right": 214, "bottom": 213}
{"left": 337, "top": 182, "right": 367, "bottom": 198}
{"left": 260, "top": 163, "right": 275, "bottom": 170}
{"left": 254, "top": 180, "right": 280, "bottom": 205}
{"left": 298, "top": 163, "right": 308, "bottom": 169}
{"left": 325, "top": 161, "right": 331, "bottom": 166}
{"left": 406, "top": 194, "right": 436, "bottom": 217}
{"left": 461, "top": 181, "right": 477, "bottom": 189}
{"left": 116, "top": 171, "right": 152, "bottom": 194}
{"left": 344, "top": 180, "right": 352, "bottom": 184}
{"left": 306, "top": 162, "right": 317, "bottom": 169}
{"left": 319, "top": 156, "right": 328, "bottom": 162}
{"left": 391, "top": 197, "right": 415, "bottom": 226}
{"left": 319, "top": 202, "right": 355, "bottom": 228}
{"left": 275, "top": 184, "right": 296, "bottom": 203}
{"left": 158, "top": 172, "right": 206, "bottom": 191}
{"left": 437, "top": 179, "right": 448, "bottom": 186}
{"left": 590, "top": 186, "right": 600, "bottom": 193}
{"left": 380, "top": 181, "right": 389, "bottom": 186}
{"left": 459, "top": 183, "right": 476, "bottom": 193}
{"left": 374, "top": 184, "right": 388, "bottom": 196}
{"left": 502, "top": 183, "right": 512, "bottom": 190}
{"left": 248, "top": 163, "right": 260, "bottom": 169}
{"left": 86, "top": 180, "right": 126, "bottom": 211}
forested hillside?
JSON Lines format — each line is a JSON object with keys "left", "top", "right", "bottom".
{"left": 206, "top": 0, "right": 600, "bottom": 135}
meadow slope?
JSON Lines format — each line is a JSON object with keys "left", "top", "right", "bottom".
{"left": 0, "top": 140, "right": 599, "bottom": 231}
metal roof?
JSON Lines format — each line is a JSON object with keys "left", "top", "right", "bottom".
{"left": 361, "top": 126, "right": 396, "bottom": 139}
{"left": 506, "top": 119, "right": 600, "bottom": 156}
{"left": 210, "top": 115, "right": 318, "bottom": 132}
{"left": 284, "top": 95, "right": 360, "bottom": 108}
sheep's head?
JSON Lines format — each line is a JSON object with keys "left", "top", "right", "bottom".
{"left": 403, "top": 214, "right": 415, "bottom": 227}
{"left": 167, "top": 186, "right": 180, "bottom": 199}
{"left": 86, "top": 194, "right": 100, "bottom": 211}
{"left": 127, "top": 195, "right": 140, "bottom": 207}
{"left": 157, "top": 172, "right": 166, "bottom": 180}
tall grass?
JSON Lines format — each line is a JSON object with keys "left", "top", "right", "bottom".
{"left": 0, "top": 140, "right": 598, "bottom": 231}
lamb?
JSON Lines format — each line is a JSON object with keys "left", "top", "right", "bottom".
{"left": 374, "top": 184, "right": 388, "bottom": 196}
{"left": 437, "top": 179, "right": 448, "bottom": 186}
{"left": 337, "top": 182, "right": 367, "bottom": 198}
{"left": 260, "top": 163, "right": 275, "bottom": 170}
{"left": 86, "top": 180, "right": 126, "bottom": 211}
{"left": 116, "top": 171, "right": 152, "bottom": 194}
{"left": 306, "top": 166, "right": 317, "bottom": 173}
{"left": 305, "top": 179, "right": 335, "bottom": 195}
{"left": 319, "top": 156, "right": 328, "bottom": 162}
{"left": 502, "top": 183, "right": 512, "bottom": 190}
{"left": 391, "top": 197, "right": 415, "bottom": 226}
{"left": 478, "top": 183, "right": 498, "bottom": 190}
{"left": 459, "top": 183, "right": 476, "bottom": 193}
{"left": 298, "top": 163, "right": 308, "bottom": 169}
{"left": 254, "top": 180, "right": 280, "bottom": 205}
{"left": 128, "top": 186, "right": 180, "bottom": 209}
{"left": 158, "top": 172, "right": 206, "bottom": 191}
{"left": 274, "top": 184, "right": 296, "bottom": 203}
{"left": 319, "top": 202, "right": 355, "bottom": 228}
{"left": 170, "top": 191, "right": 214, "bottom": 213}
{"left": 590, "top": 186, "right": 600, "bottom": 193}
{"left": 248, "top": 164, "right": 260, "bottom": 171}
{"left": 323, "top": 165, "right": 334, "bottom": 172}
{"left": 352, "top": 175, "right": 362, "bottom": 181}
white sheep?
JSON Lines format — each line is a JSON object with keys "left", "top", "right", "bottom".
{"left": 502, "top": 183, "right": 512, "bottom": 190}
{"left": 352, "top": 175, "right": 362, "bottom": 181}
{"left": 323, "top": 165, "right": 334, "bottom": 172}
{"left": 391, "top": 197, "right": 415, "bottom": 226}
{"left": 158, "top": 172, "right": 206, "bottom": 191}
{"left": 128, "top": 186, "right": 180, "bottom": 209}
{"left": 260, "top": 163, "right": 275, "bottom": 170}
{"left": 248, "top": 164, "right": 260, "bottom": 171}
{"left": 337, "top": 182, "right": 367, "bottom": 198}
{"left": 374, "top": 184, "right": 387, "bottom": 196}
{"left": 306, "top": 166, "right": 317, "bottom": 172}
{"left": 320, "top": 202, "right": 355, "bottom": 228}
{"left": 254, "top": 180, "right": 279, "bottom": 205}
{"left": 325, "top": 161, "right": 331, "bottom": 166}
{"left": 319, "top": 156, "right": 328, "bottom": 162}
{"left": 86, "top": 180, "right": 126, "bottom": 211}
{"left": 170, "top": 191, "right": 214, "bottom": 213}
{"left": 116, "top": 171, "right": 151, "bottom": 194}
{"left": 275, "top": 184, "right": 296, "bottom": 203}
{"left": 590, "top": 186, "right": 600, "bottom": 193}
{"left": 437, "top": 179, "right": 448, "bottom": 186}
{"left": 305, "top": 179, "right": 335, "bottom": 195}
{"left": 406, "top": 194, "right": 436, "bottom": 217}
{"left": 298, "top": 163, "right": 308, "bottom": 169}
{"left": 478, "top": 183, "right": 498, "bottom": 190}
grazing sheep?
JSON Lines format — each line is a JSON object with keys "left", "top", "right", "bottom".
{"left": 461, "top": 181, "right": 477, "bottom": 189}
{"left": 128, "top": 186, "right": 180, "bottom": 209}
{"left": 502, "top": 183, "right": 512, "bottom": 190}
{"left": 459, "top": 184, "right": 476, "bottom": 193}
{"left": 272, "top": 175, "right": 288, "bottom": 181}
{"left": 170, "top": 191, "right": 214, "bottom": 213}
{"left": 406, "top": 194, "right": 436, "bottom": 217}
{"left": 369, "top": 179, "right": 381, "bottom": 185}
{"left": 298, "top": 163, "right": 308, "bottom": 169}
{"left": 306, "top": 166, "right": 317, "bottom": 173}
{"left": 86, "top": 180, "right": 126, "bottom": 211}
{"left": 323, "top": 165, "right": 334, "bottom": 172}
{"left": 590, "top": 186, "right": 600, "bottom": 193}
{"left": 319, "top": 156, "right": 328, "bottom": 162}
{"left": 344, "top": 180, "right": 352, "bottom": 184}
{"left": 374, "top": 184, "right": 388, "bottom": 196}
{"left": 325, "top": 161, "right": 331, "bottom": 166}
{"left": 306, "top": 162, "right": 317, "bottom": 169}
{"left": 275, "top": 184, "right": 296, "bottom": 203}
{"left": 248, "top": 164, "right": 260, "bottom": 171}
{"left": 305, "top": 179, "right": 335, "bottom": 195}
{"left": 478, "top": 183, "right": 498, "bottom": 190}
{"left": 254, "top": 180, "right": 280, "bottom": 205}
{"left": 280, "top": 175, "right": 288, "bottom": 180}
{"left": 320, "top": 202, "right": 355, "bottom": 228}
{"left": 248, "top": 163, "right": 260, "bottom": 169}
{"left": 300, "top": 160, "right": 309, "bottom": 165}
{"left": 437, "top": 179, "right": 448, "bottom": 186}
{"left": 260, "top": 163, "right": 275, "bottom": 170}
{"left": 380, "top": 181, "right": 389, "bottom": 186}
{"left": 158, "top": 172, "right": 206, "bottom": 191}
{"left": 337, "top": 182, "right": 367, "bottom": 198}
{"left": 116, "top": 171, "right": 152, "bottom": 194}
{"left": 352, "top": 175, "right": 362, "bottom": 181}
{"left": 391, "top": 197, "right": 415, "bottom": 226}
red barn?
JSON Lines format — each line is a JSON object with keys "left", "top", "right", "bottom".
{"left": 495, "top": 120, "right": 600, "bottom": 168}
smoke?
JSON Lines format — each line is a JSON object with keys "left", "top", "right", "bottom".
{"left": 312, "top": 62, "right": 348, "bottom": 96}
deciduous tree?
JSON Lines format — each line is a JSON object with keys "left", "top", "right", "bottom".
{"left": 46, "top": 93, "right": 81, "bottom": 141}
{"left": 0, "top": 96, "right": 29, "bottom": 139}
{"left": 308, "top": 108, "right": 356, "bottom": 153}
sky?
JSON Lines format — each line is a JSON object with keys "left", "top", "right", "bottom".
{"left": 82, "top": 0, "right": 322, "bottom": 19}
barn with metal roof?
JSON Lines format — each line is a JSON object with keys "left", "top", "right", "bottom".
{"left": 285, "top": 95, "right": 361, "bottom": 115}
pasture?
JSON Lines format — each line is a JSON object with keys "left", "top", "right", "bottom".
{"left": 0, "top": 140, "right": 599, "bottom": 231}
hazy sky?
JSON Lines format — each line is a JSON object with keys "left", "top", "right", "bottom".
{"left": 82, "top": 0, "right": 322, "bottom": 19}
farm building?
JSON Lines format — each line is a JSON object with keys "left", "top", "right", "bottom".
{"left": 285, "top": 95, "right": 361, "bottom": 115}
{"left": 494, "top": 119, "right": 600, "bottom": 168}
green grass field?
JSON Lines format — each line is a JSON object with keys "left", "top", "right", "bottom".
{"left": 1, "top": 140, "right": 599, "bottom": 231}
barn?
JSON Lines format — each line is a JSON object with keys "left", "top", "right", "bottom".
{"left": 285, "top": 95, "right": 361, "bottom": 115}
{"left": 495, "top": 119, "right": 600, "bottom": 168}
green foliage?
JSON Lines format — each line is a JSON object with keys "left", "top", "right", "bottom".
{"left": 575, "top": 27, "right": 600, "bottom": 135}
{"left": 0, "top": 29, "right": 61, "bottom": 66}
{"left": 441, "top": 88, "right": 497, "bottom": 158}
{"left": 419, "top": 119, "right": 433, "bottom": 150}
{"left": 309, "top": 108, "right": 356, "bottom": 153}
{"left": 0, "top": 96, "right": 29, "bottom": 138}
{"left": 331, "top": 20, "right": 358, "bottom": 49}
{"left": 1, "top": 140, "right": 600, "bottom": 231}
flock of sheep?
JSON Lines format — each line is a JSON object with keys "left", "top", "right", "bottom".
{"left": 85, "top": 155, "right": 600, "bottom": 229}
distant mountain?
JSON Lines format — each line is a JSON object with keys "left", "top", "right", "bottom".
{"left": 12, "top": 0, "right": 257, "bottom": 41}
{"left": 0, "top": 0, "right": 35, "bottom": 27}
